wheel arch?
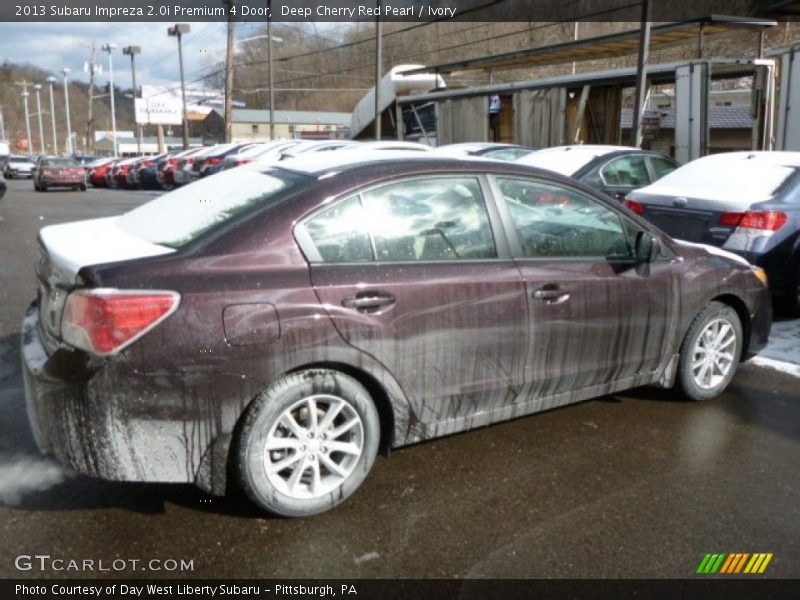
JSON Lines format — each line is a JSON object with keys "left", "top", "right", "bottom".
{"left": 709, "top": 293, "right": 751, "bottom": 362}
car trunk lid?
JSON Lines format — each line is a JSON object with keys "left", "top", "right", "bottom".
{"left": 628, "top": 192, "right": 748, "bottom": 247}
{"left": 36, "top": 217, "right": 176, "bottom": 348}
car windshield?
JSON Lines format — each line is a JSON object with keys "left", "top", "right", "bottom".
{"left": 10, "top": 157, "right": 30, "bottom": 163}
{"left": 43, "top": 158, "right": 79, "bottom": 167}
{"left": 117, "top": 167, "right": 307, "bottom": 248}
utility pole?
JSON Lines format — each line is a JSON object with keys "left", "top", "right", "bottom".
{"left": 85, "top": 43, "right": 100, "bottom": 155}
{"left": 46, "top": 76, "right": 58, "bottom": 154}
{"left": 223, "top": 0, "right": 236, "bottom": 143}
{"left": 374, "top": 0, "right": 383, "bottom": 140}
{"left": 101, "top": 43, "right": 118, "bottom": 157}
{"left": 0, "top": 106, "right": 6, "bottom": 141}
{"left": 15, "top": 82, "right": 33, "bottom": 157}
{"left": 268, "top": 0, "right": 275, "bottom": 140}
{"left": 62, "top": 68, "right": 73, "bottom": 154}
{"left": 168, "top": 24, "right": 191, "bottom": 150}
{"left": 123, "top": 46, "right": 142, "bottom": 155}
{"left": 33, "top": 84, "right": 45, "bottom": 155}
{"left": 630, "top": 0, "right": 652, "bottom": 148}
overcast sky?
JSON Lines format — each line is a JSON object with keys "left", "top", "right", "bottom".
{"left": 0, "top": 22, "right": 250, "bottom": 89}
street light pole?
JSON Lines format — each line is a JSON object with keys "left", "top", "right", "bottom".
{"left": 168, "top": 24, "right": 191, "bottom": 150}
{"left": 123, "top": 46, "right": 142, "bottom": 155}
{"left": 101, "top": 43, "right": 118, "bottom": 157}
{"left": 62, "top": 68, "right": 73, "bottom": 154}
{"left": 33, "top": 84, "right": 45, "bottom": 154}
{"left": 21, "top": 86, "right": 33, "bottom": 157}
{"left": 46, "top": 76, "right": 58, "bottom": 154}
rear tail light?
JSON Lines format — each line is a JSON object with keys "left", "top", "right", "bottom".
{"left": 144, "top": 160, "right": 154, "bottom": 167}
{"left": 739, "top": 211, "right": 787, "bottom": 231}
{"left": 720, "top": 210, "right": 787, "bottom": 231}
{"left": 235, "top": 159, "right": 252, "bottom": 166}
{"left": 206, "top": 157, "right": 221, "bottom": 166}
{"left": 61, "top": 289, "right": 180, "bottom": 356}
{"left": 167, "top": 158, "right": 178, "bottom": 167}
{"left": 624, "top": 199, "right": 645, "bottom": 215}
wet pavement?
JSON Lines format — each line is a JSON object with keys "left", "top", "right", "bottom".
{"left": 0, "top": 178, "right": 798, "bottom": 578}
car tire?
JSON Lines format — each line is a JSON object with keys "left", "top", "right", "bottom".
{"left": 40, "top": 184, "right": 47, "bottom": 192}
{"left": 676, "top": 301, "right": 743, "bottom": 401}
{"left": 235, "top": 369, "right": 380, "bottom": 517}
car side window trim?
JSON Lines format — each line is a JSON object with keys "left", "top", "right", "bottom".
{"left": 295, "top": 173, "right": 514, "bottom": 265}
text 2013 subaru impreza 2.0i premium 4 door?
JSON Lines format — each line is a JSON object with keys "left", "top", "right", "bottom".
{"left": 22, "top": 151, "right": 772, "bottom": 517}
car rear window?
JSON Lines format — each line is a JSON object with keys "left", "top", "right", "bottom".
{"left": 43, "top": 158, "right": 79, "bottom": 167}
{"left": 117, "top": 167, "right": 306, "bottom": 248}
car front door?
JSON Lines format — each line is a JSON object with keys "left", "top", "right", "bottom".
{"left": 490, "top": 175, "right": 678, "bottom": 400}
{"left": 297, "top": 175, "right": 529, "bottom": 428}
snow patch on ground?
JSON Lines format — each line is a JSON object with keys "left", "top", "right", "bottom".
{"left": 0, "top": 455, "right": 70, "bottom": 506}
{"left": 750, "top": 356, "right": 800, "bottom": 379}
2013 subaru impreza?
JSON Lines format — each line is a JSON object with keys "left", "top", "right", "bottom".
{"left": 22, "top": 151, "right": 772, "bottom": 517}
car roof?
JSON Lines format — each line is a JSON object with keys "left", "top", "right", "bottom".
{"left": 253, "top": 148, "right": 569, "bottom": 181}
{"left": 515, "top": 144, "right": 640, "bottom": 175}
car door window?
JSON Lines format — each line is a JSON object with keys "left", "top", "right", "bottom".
{"left": 497, "top": 177, "right": 633, "bottom": 259}
{"left": 649, "top": 156, "right": 679, "bottom": 180}
{"left": 600, "top": 155, "right": 650, "bottom": 187}
{"left": 304, "top": 196, "right": 373, "bottom": 263}
{"left": 361, "top": 177, "right": 496, "bottom": 261}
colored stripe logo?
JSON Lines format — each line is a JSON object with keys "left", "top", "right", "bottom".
{"left": 697, "top": 553, "right": 773, "bottom": 574}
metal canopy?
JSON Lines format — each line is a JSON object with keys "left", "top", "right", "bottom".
{"left": 401, "top": 16, "right": 777, "bottom": 76}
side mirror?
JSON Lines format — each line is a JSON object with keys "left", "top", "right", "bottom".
{"left": 635, "top": 231, "right": 657, "bottom": 264}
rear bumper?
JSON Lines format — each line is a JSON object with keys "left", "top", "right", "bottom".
{"left": 41, "top": 176, "right": 84, "bottom": 186}
{"left": 21, "top": 303, "right": 211, "bottom": 485}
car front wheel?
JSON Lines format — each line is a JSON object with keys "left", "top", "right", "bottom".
{"left": 236, "top": 369, "right": 380, "bottom": 517}
{"left": 677, "top": 301, "right": 743, "bottom": 401}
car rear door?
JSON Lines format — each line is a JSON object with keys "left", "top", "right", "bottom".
{"left": 490, "top": 175, "right": 678, "bottom": 398}
{"left": 298, "top": 175, "right": 529, "bottom": 426}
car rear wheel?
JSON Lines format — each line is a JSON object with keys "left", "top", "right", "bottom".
{"left": 236, "top": 369, "right": 380, "bottom": 517}
{"left": 676, "top": 301, "right": 742, "bottom": 401}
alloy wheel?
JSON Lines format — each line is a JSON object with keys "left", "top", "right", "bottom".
{"left": 691, "top": 318, "right": 737, "bottom": 390}
{"left": 264, "top": 394, "right": 364, "bottom": 500}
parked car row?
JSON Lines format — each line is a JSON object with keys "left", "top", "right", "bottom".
{"left": 85, "top": 139, "right": 433, "bottom": 191}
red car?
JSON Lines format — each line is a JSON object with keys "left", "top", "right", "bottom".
{"left": 158, "top": 147, "right": 205, "bottom": 188}
{"left": 87, "top": 158, "right": 116, "bottom": 188}
{"left": 33, "top": 157, "right": 86, "bottom": 192}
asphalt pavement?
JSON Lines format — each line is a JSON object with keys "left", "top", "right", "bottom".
{"left": 0, "top": 177, "right": 798, "bottom": 579}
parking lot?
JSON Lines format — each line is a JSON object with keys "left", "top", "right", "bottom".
{"left": 0, "top": 177, "right": 799, "bottom": 578}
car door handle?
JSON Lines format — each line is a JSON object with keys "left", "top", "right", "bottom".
{"left": 533, "top": 286, "right": 570, "bottom": 304}
{"left": 341, "top": 293, "right": 396, "bottom": 313}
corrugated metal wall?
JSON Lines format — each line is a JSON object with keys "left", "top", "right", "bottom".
{"left": 436, "top": 97, "right": 489, "bottom": 144}
{"left": 513, "top": 88, "right": 566, "bottom": 148}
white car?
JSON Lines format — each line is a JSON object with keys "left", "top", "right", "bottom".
{"left": 4, "top": 155, "right": 36, "bottom": 179}
{"left": 432, "top": 143, "right": 533, "bottom": 161}
{"left": 221, "top": 140, "right": 304, "bottom": 170}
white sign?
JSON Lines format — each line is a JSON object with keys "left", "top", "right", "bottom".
{"left": 135, "top": 97, "right": 183, "bottom": 126}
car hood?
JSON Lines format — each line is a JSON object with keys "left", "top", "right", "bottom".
{"left": 39, "top": 216, "right": 176, "bottom": 283}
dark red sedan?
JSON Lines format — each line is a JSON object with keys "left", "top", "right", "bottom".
{"left": 33, "top": 157, "right": 86, "bottom": 191}
{"left": 23, "top": 152, "right": 772, "bottom": 517}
